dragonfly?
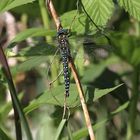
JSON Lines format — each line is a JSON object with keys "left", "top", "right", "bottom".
{"left": 56, "top": 27, "right": 113, "bottom": 98}
{"left": 57, "top": 28, "right": 72, "bottom": 97}
{"left": 15, "top": 28, "right": 112, "bottom": 99}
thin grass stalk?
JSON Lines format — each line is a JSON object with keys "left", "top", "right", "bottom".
{"left": 39, "top": 0, "right": 59, "bottom": 86}
{"left": 0, "top": 47, "right": 33, "bottom": 140}
{"left": 126, "top": 68, "right": 139, "bottom": 140}
{"left": 39, "top": 0, "right": 51, "bottom": 42}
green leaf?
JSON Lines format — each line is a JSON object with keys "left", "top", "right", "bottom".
{"left": 0, "top": 127, "right": 12, "bottom": 140}
{"left": 8, "top": 28, "right": 56, "bottom": 48}
{"left": 61, "top": 10, "right": 89, "bottom": 35}
{"left": 15, "top": 45, "right": 57, "bottom": 57}
{"left": 93, "top": 84, "right": 123, "bottom": 101}
{"left": 11, "top": 56, "right": 48, "bottom": 74}
{"left": 0, "top": 0, "right": 36, "bottom": 13}
{"left": 82, "top": 63, "right": 106, "bottom": 83}
{"left": 109, "top": 31, "right": 140, "bottom": 66}
{"left": 111, "top": 101, "right": 129, "bottom": 115}
{"left": 62, "top": 101, "right": 129, "bottom": 140}
{"left": 0, "top": 101, "right": 12, "bottom": 122}
{"left": 24, "top": 84, "right": 87, "bottom": 114}
{"left": 36, "top": 115, "right": 58, "bottom": 140}
{"left": 82, "top": 0, "right": 114, "bottom": 26}
{"left": 54, "top": 119, "right": 67, "bottom": 140}
{"left": 118, "top": 0, "right": 140, "bottom": 21}
{"left": 131, "top": 47, "right": 140, "bottom": 66}
{"left": 10, "top": 1, "right": 40, "bottom": 18}
{"left": 80, "top": 50, "right": 118, "bottom": 83}
{"left": 24, "top": 84, "right": 123, "bottom": 114}
{"left": 61, "top": 10, "right": 98, "bottom": 35}
{"left": 0, "top": 93, "right": 23, "bottom": 122}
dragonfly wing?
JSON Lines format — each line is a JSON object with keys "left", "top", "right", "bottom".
{"left": 69, "top": 36, "right": 113, "bottom": 61}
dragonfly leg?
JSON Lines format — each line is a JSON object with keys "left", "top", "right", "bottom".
{"left": 46, "top": 48, "right": 60, "bottom": 82}
{"left": 49, "top": 69, "right": 63, "bottom": 86}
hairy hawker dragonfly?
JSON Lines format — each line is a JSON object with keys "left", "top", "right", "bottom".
{"left": 15, "top": 28, "right": 112, "bottom": 101}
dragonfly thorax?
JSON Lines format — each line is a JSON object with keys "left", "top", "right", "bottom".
{"left": 57, "top": 28, "right": 69, "bottom": 36}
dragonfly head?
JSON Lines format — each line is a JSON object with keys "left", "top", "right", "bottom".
{"left": 57, "top": 29, "right": 70, "bottom": 36}
{"left": 57, "top": 29, "right": 70, "bottom": 41}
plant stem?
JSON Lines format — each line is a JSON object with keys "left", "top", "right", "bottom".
{"left": 69, "top": 59, "right": 96, "bottom": 140}
{"left": 0, "top": 47, "right": 33, "bottom": 140}
{"left": 126, "top": 19, "right": 140, "bottom": 140}
{"left": 39, "top": 0, "right": 59, "bottom": 86}
{"left": 126, "top": 68, "right": 139, "bottom": 140}
{"left": 39, "top": 0, "right": 51, "bottom": 41}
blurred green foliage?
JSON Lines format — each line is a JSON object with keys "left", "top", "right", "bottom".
{"left": 0, "top": 0, "right": 140, "bottom": 140}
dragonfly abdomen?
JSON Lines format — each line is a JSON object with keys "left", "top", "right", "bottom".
{"left": 58, "top": 29, "right": 70, "bottom": 97}
{"left": 61, "top": 49, "right": 70, "bottom": 97}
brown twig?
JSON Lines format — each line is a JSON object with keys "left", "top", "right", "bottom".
{"left": 69, "top": 59, "right": 95, "bottom": 140}
{"left": 46, "top": 0, "right": 95, "bottom": 139}
{"left": 47, "top": 0, "right": 62, "bottom": 30}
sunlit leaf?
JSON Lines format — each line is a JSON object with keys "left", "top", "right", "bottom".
{"left": 82, "top": 0, "right": 114, "bottom": 26}
{"left": 24, "top": 84, "right": 87, "bottom": 114}
{"left": 0, "top": 0, "right": 37, "bottom": 13}
{"left": 93, "top": 84, "right": 123, "bottom": 101}
{"left": 8, "top": 28, "right": 56, "bottom": 48}
{"left": 118, "top": 0, "right": 140, "bottom": 21}
{"left": 24, "top": 83, "right": 123, "bottom": 114}
{"left": 15, "top": 45, "right": 57, "bottom": 57}
{"left": 11, "top": 56, "right": 48, "bottom": 74}
{"left": 61, "top": 10, "right": 97, "bottom": 35}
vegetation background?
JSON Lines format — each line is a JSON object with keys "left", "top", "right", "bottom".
{"left": 0, "top": 0, "right": 140, "bottom": 140}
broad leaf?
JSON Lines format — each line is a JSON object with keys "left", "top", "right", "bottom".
{"left": 24, "top": 84, "right": 87, "bottom": 114}
{"left": 62, "top": 101, "right": 129, "bottom": 140}
{"left": 82, "top": 0, "right": 114, "bottom": 26}
{"left": 8, "top": 28, "right": 56, "bottom": 48}
{"left": 15, "top": 45, "right": 57, "bottom": 57}
{"left": 24, "top": 83, "right": 122, "bottom": 114}
{"left": 11, "top": 56, "right": 48, "bottom": 74}
{"left": 93, "top": 84, "right": 123, "bottom": 101}
{"left": 0, "top": 0, "right": 36, "bottom": 13}
{"left": 81, "top": 58, "right": 117, "bottom": 83}
{"left": 61, "top": 10, "right": 96, "bottom": 35}
{"left": 118, "top": 0, "right": 140, "bottom": 21}
{"left": 82, "top": 63, "right": 106, "bottom": 83}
